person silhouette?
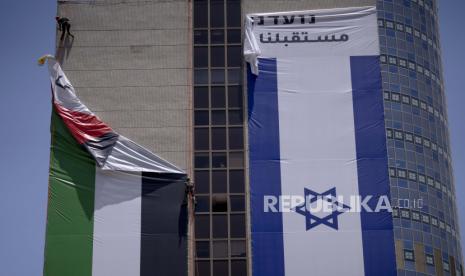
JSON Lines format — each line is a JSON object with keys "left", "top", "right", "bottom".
{"left": 56, "top": 17, "right": 74, "bottom": 41}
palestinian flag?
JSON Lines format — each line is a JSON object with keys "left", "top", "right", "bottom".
{"left": 42, "top": 57, "right": 189, "bottom": 276}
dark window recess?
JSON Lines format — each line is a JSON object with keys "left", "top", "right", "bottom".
{"left": 212, "top": 215, "right": 228, "bottom": 238}
{"left": 226, "top": 0, "right": 241, "bottom": 27}
{"left": 212, "top": 152, "right": 227, "bottom": 168}
{"left": 195, "top": 128, "right": 209, "bottom": 150}
{"left": 196, "top": 195, "right": 210, "bottom": 212}
{"left": 228, "top": 86, "right": 243, "bottom": 108}
{"left": 211, "top": 29, "right": 225, "bottom": 44}
{"left": 212, "top": 170, "right": 227, "bottom": 193}
{"left": 211, "top": 110, "right": 226, "bottom": 125}
{"left": 210, "top": 0, "right": 225, "bottom": 28}
{"left": 231, "top": 260, "right": 247, "bottom": 276}
{"left": 196, "top": 260, "right": 210, "bottom": 276}
{"left": 194, "top": 47, "right": 208, "bottom": 68}
{"left": 195, "top": 110, "right": 209, "bottom": 125}
{"left": 213, "top": 241, "right": 228, "bottom": 258}
{"left": 195, "top": 153, "right": 209, "bottom": 168}
{"left": 228, "top": 109, "right": 243, "bottom": 124}
{"left": 211, "top": 86, "right": 226, "bottom": 108}
{"left": 194, "top": 87, "right": 209, "bottom": 108}
{"left": 212, "top": 195, "right": 228, "bottom": 212}
{"left": 213, "top": 261, "right": 229, "bottom": 276}
{"left": 229, "top": 170, "right": 244, "bottom": 193}
{"left": 227, "top": 29, "right": 241, "bottom": 43}
{"left": 230, "top": 214, "right": 245, "bottom": 238}
{"left": 194, "top": 30, "right": 208, "bottom": 44}
{"left": 212, "top": 127, "right": 226, "bottom": 150}
{"left": 196, "top": 241, "right": 210, "bottom": 258}
{"left": 229, "top": 127, "right": 243, "bottom": 149}
{"left": 228, "top": 68, "right": 241, "bottom": 83}
{"left": 230, "top": 195, "right": 244, "bottom": 211}
{"left": 211, "top": 46, "right": 225, "bottom": 67}
{"left": 229, "top": 152, "right": 243, "bottom": 167}
{"left": 227, "top": 46, "right": 242, "bottom": 67}
{"left": 194, "top": 170, "right": 209, "bottom": 194}
{"left": 195, "top": 214, "right": 210, "bottom": 239}
{"left": 231, "top": 240, "right": 246, "bottom": 257}
{"left": 194, "top": 69, "right": 208, "bottom": 85}
{"left": 211, "top": 69, "right": 225, "bottom": 84}
{"left": 194, "top": 0, "right": 208, "bottom": 28}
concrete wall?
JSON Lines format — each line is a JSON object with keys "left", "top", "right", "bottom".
{"left": 56, "top": 0, "right": 192, "bottom": 172}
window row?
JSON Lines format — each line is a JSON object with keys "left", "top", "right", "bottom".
{"left": 389, "top": 167, "right": 453, "bottom": 201}
{"left": 403, "top": 249, "right": 453, "bottom": 273}
{"left": 194, "top": 169, "right": 245, "bottom": 194}
{"left": 386, "top": 127, "right": 451, "bottom": 164}
{"left": 195, "top": 213, "right": 246, "bottom": 239}
{"left": 383, "top": 90, "right": 446, "bottom": 125}
{"left": 195, "top": 127, "right": 244, "bottom": 151}
{"left": 196, "top": 239, "right": 247, "bottom": 259}
{"left": 194, "top": 69, "right": 242, "bottom": 85}
{"left": 193, "top": 0, "right": 241, "bottom": 29}
{"left": 194, "top": 86, "right": 243, "bottom": 109}
{"left": 405, "top": 0, "right": 437, "bottom": 19}
{"left": 380, "top": 54, "right": 442, "bottom": 88}
{"left": 195, "top": 152, "right": 244, "bottom": 169}
{"left": 194, "top": 46, "right": 242, "bottom": 68}
{"left": 393, "top": 208, "right": 457, "bottom": 238}
{"left": 196, "top": 194, "right": 245, "bottom": 213}
{"left": 195, "top": 259, "right": 246, "bottom": 276}
{"left": 194, "top": 29, "right": 241, "bottom": 45}
{"left": 194, "top": 110, "right": 244, "bottom": 126}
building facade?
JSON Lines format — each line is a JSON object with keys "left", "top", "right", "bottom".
{"left": 56, "top": 0, "right": 462, "bottom": 275}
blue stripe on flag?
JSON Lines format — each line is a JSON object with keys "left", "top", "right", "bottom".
{"left": 248, "top": 58, "right": 285, "bottom": 276}
{"left": 351, "top": 56, "right": 397, "bottom": 276}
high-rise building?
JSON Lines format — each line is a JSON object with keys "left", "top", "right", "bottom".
{"left": 55, "top": 0, "right": 462, "bottom": 275}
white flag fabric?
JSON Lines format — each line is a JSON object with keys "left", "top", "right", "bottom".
{"left": 245, "top": 7, "right": 396, "bottom": 276}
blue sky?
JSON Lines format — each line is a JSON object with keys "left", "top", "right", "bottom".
{"left": 0, "top": 1, "right": 464, "bottom": 275}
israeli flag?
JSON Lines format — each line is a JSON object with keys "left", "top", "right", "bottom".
{"left": 245, "top": 7, "right": 396, "bottom": 276}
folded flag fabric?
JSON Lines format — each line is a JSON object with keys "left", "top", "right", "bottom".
{"left": 42, "top": 57, "right": 189, "bottom": 276}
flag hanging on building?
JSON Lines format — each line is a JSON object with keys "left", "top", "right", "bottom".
{"left": 42, "top": 57, "right": 188, "bottom": 276}
{"left": 245, "top": 7, "right": 397, "bottom": 276}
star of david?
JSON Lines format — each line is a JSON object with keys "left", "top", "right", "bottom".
{"left": 293, "top": 187, "right": 350, "bottom": 230}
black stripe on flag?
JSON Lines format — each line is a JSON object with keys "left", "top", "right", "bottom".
{"left": 141, "top": 172, "right": 188, "bottom": 276}
{"left": 84, "top": 132, "right": 119, "bottom": 166}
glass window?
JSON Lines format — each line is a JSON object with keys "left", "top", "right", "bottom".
{"left": 194, "top": 30, "right": 208, "bottom": 44}
{"left": 228, "top": 29, "right": 241, "bottom": 43}
{"left": 212, "top": 170, "right": 227, "bottom": 193}
{"left": 230, "top": 214, "right": 245, "bottom": 238}
{"left": 230, "top": 195, "right": 245, "bottom": 211}
{"left": 195, "top": 214, "right": 210, "bottom": 239}
{"left": 227, "top": 0, "right": 241, "bottom": 27}
{"left": 229, "top": 110, "right": 243, "bottom": 125}
{"left": 195, "top": 128, "right": 209, "bottom": 150}
{"left": 228, "top": 69, "right": 241, "bottom": 84}
{"left": 231, "top": 240, "right": 246, "bottom": 257}
{"left": 210, "top": 0, "right": 224, "bottom": 28}
{"left": 195, "top": 153, "right": 210, "bottom": 168}
{"left": 229, "top": 170, "right": 244, "bottom": 193}
{"left": 211, "top": 86, "right": 226, "bottom": 108}
{"left": 426, "top": 254, "right": 434, "bottom": 265}
{"left": 229, "top": 152, "right": 243, "bottom": 167}
{"left": 212, "top": 110, "right": 226, "bottom": 125}
{"left": 194, "top": 46, "right": 209, "bottom": 68}
{"left": 211, "top": 29, "right": 225, "bottom": 44}
{"left": 227, "top": 46, "right": 242, "bottom": 67}
{"left": 194, "top": 0, "right": 208, "bottom": 28}
{"left": 195, "top": 170, "right": 210, "bottom": 194}
{"left": 213, "top": 240, "right": 228, "bottom": 258}
{"left": 211, "top": 69, "right": 225, "bottom": 84}
{"left": 443, "top": 261, "right": 450, "bottom": 272}
{"left": 194, "top": 87, "right": 209, "bottom": 108}
{"left": 212, "top": 215, "right": 228, "bottom": 238}
{"left": 196, "top": 260, "right": 210, "bottom": 276}
{"left": 196, "top": 241, "right": 210, "bottom": 258}
{"left": 229, "top": 127, "right": 243, "bottom": 149}
{"left": 196, "top": 196, "right": 210, "bottom": 212}
{"left": 195, "top": 69, "right": 209, "bottom": 85}
{"left": 212, "top": 127, "right": 226, "bottom": 150}
{"left": 404, "top": 249, "right": 415, "bottom": 261}
{"left": 211, "top": 46, "right": 225, "bottom": 67}
{"left": 195, "top": 110, "right": 209, "bottom": 125}
{"left": 213, "top": 261, "right": 228, "bottom": 275}
{"left": 212, "top": 152, "right": 227, "bottom": 168}
{"left": 228, "top": 86, "right": 242, "bottom": 108}
{"left": 231, "top": 260, "right": 247, "bottom": 276}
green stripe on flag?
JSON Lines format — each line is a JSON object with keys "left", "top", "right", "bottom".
{"left": 44, "top": 110, "right": 95, "bottom": 276}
